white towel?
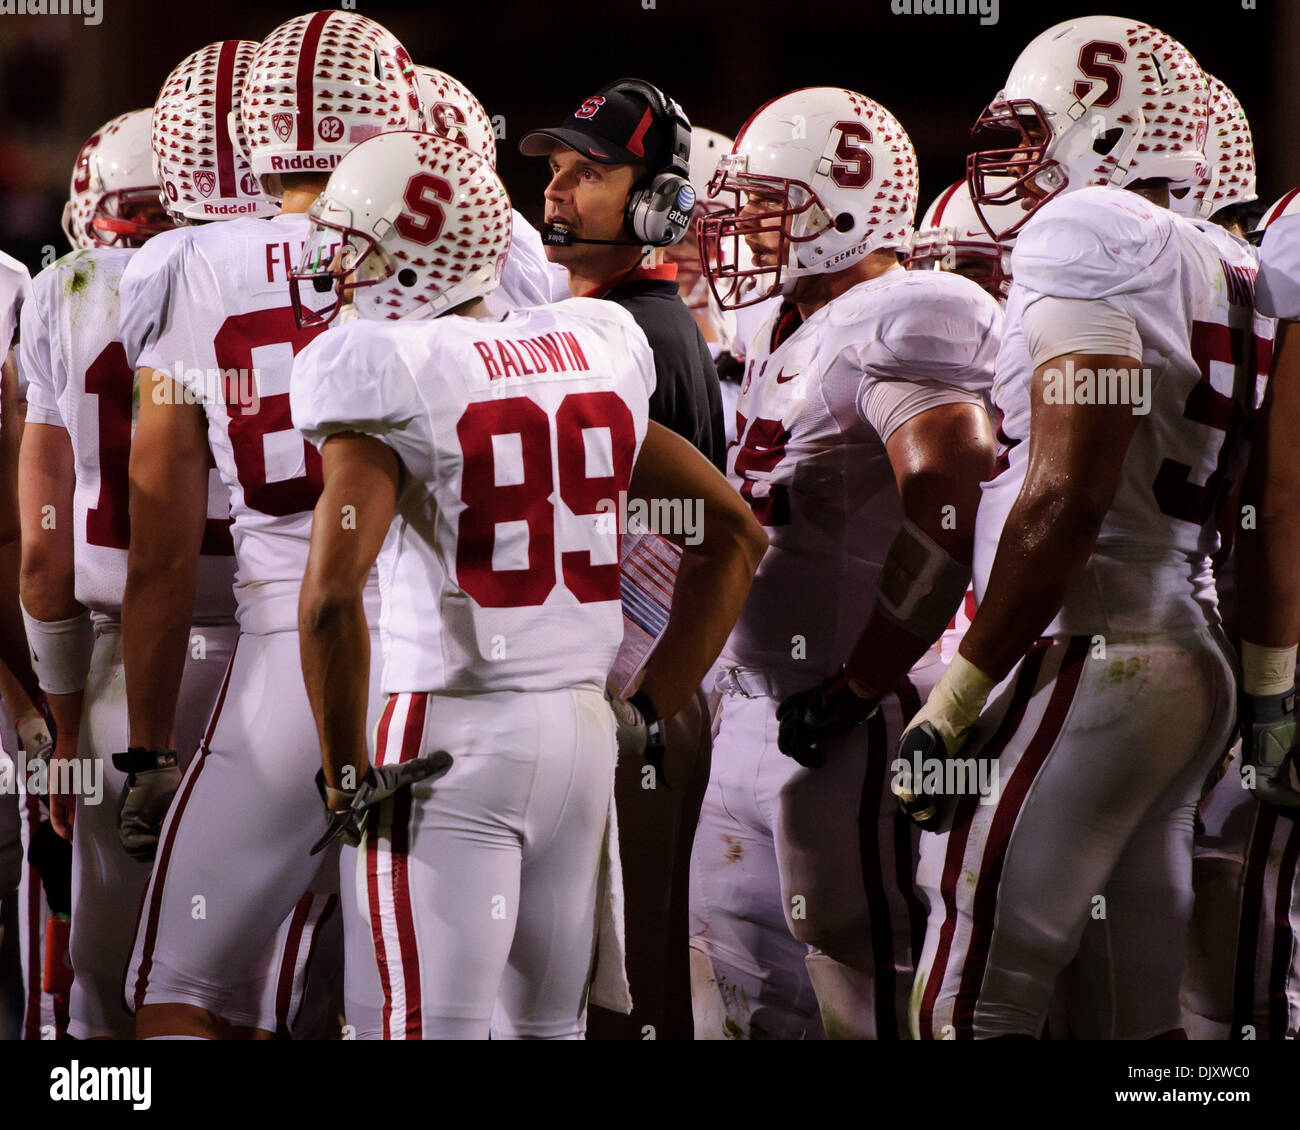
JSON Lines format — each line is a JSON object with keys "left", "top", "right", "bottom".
{"left": 588, "top": 763, "right": 632, "bottom": 1014}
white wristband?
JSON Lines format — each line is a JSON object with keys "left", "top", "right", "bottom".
{"left": 20, "top": 602, "right": 94, "bottom": 696}
{"left": 1240, "top": 640, "right": 1297, "bottom": 697}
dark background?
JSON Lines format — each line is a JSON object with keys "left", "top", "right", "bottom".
{"left": 0, "top": 0, "right": 1287, "bottom": 273}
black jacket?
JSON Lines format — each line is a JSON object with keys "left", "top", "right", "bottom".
{"left": 603, "top": 276, "right": 726, "bottom": 471}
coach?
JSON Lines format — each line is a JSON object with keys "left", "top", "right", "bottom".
{"left": 520, "top": 82, "right": 724, "bottom": 1041}
{"left": 521, "top": 79, "right": 725, "bottom": 469}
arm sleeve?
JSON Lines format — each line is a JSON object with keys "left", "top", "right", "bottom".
{"left": 124, "top": 233, "right": 199, "bottom": 382}
{"left": 17, "top": 273, "right": 63, "bottom": 428}
{"left": 1257, "top": 214, "right": 1300, "bottom": 321}
{"left": 1019, "top": 295, "right": 1142, "bottom": 368}
{"left": 860, "top": 379, "right": 987, "bottom": 444}
{"left": 290, "top": 325, "right": 435, "bottom": 482}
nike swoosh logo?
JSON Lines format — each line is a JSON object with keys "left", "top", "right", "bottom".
{"left": 588, "top": 147, "right": 610, "bottom": 158}
{"left": 775, "top": 369, "right": 797, "bottom": 384}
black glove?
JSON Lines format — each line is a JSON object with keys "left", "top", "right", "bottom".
{"left": 1239, "top": 687, "right": 1300, "bottom": 814}
{"left": 606, "top": 688, "right": 670, "bottom": 787}
{"left": 111, "top": 747, "right": 180, "bottom": 863}
{"left": 892, "top": 721, "right": 955, "bottom": 832}
{"left": 27, "top": 818, "right": 72, "bottom": 916}
{"left": 311, "top": 751, "right": 454, "bottom": 855}
{"left": 776, "top": 671, "right": 879, "bottom": 769}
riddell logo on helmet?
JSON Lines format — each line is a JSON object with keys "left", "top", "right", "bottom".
{"left": 269, "top": 154, "right": 340, "bottom": 172}
{"left": 198, "top": 201, "right": 261, "bottom": 216}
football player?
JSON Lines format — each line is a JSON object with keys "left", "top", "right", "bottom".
{"left": 1210, "top": 91, "right": 1300, "bottom": 1036}
{"left": 413, "top": 64, "right": 568, "bottom": 312}
{"left": 900, "top": 17, "right": 1253, "bottom": 1040}
{"left": 289, "top": 129, "right": 765, "bottom": 1039}
{"left": 906, "top": 179, "right": 1015, "bottom": 304}
{"left": 118, "top": 12, "right": 422, "bottom": 1041}
{"left": 16, "top": 99, "right": 244, "bottom": 1041}
{"left": 691, "top": 87, "right": 1001, "bottom": 1039}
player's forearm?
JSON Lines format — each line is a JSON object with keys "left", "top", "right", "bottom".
{"left": 638, "top": 525, "right": 766, "bottom": 718}
{"left": 45, "top": 689, "right": 83, "bottom": 753}
{"left": 0, "top": 658, "right": 37, "bottom": 729}
{"left": 958, "top": 484, "right": 1105, "bottom": 682}
{"left": 299, "top": 584, "right": 371, "bottom": 790}
{"left": 122, "top": 550, "right": 200, "bottom": 749}
{"left": 1237, "top": 340, "right": 1300, "bottom": 647}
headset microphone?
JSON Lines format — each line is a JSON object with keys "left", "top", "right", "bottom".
{"left": 539, "top": 223, "right": 644, "bottom": 248}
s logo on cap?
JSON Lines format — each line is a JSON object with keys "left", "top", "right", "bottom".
{"left": 574, "top": 96, "right": 606, "bottom": 120}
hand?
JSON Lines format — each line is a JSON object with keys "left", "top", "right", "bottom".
{"left": 776, "top": 671, "right": 879, "bottom": 768}
{"left": 311, "top": 751, "right": 454, "bottom": 855}
{"left": 605, "top": 688, "right": 668, "bottom": 785}
{"left": 893, "top": 653, "right": 996, "bottom": 829}
{"left": 111, "top": 748, "right": 181, "bottom": 862}
{"left": 49, "top": 739, "right": 80, "bottom": 840}
{"left": 17, "top": 710, "right": 54, "bottom": 769}
{"left": 1239, "top": 688, "right": 1300, "bottom": 813}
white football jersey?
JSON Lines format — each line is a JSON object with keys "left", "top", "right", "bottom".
{"left": 291, "top": 298, "right": 656, "bottom": 695}
{"left": 0, "top": 250, "right": 31, "bottom": 421}
{"left": 21, "top": 247, "right": 236, "bottom": 621}
{"left": 976, "top": 187, "right": 1272, "bottom": 636}
{"left": 718, "top": 267, "right": 1001, "bottom": 694}
{"left": 484, "top": 209, "right": 570, "bottom": 317}
{"left": 1257, "top": 202, "right": 1300, "bottom": 320}
{"left": 122, "top": 212, "right": 370, "bottom": 635}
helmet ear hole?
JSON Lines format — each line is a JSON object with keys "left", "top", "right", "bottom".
{"left": 834, "top": 212, "right": 854, "bottom": 233}
{"left": 398, "top": 267, "right": 418, "bottom": 287}
{"left": 1092, "top": 127, "right": 1124, "bottom": 156}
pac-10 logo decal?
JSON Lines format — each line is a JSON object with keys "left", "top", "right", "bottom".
{"left": 318, "top": 116, "right": 345, "bottom": 142}
{"left": 272, "top": 112, "right": 294, "bottom": 142}
{"left": 193, "top": 170, "right": 216, "bottom": 198}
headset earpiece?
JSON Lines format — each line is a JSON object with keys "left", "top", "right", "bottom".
{"left": 602, "top": 78, "right": 695, "bottom": 248}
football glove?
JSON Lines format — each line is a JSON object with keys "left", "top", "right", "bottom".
{"left": 17, "top": 709, "right": 54, "bottom": 770}
{"left": 893, "top": 653, "right": 996, "bottom": 829}
{"left": 112, "top": 748, "right": 180, "bottom": 863}
{"left": 776, "top": 671, "right": 879, "bottom": 769}
{"left": 606, "top": 688, "right": 669, "bottom": 786}
{"left": 310, "top": 751, "right": 454, "bottom": 855}
{"left": 1238, "top": 688, "right": 1300, "bottom": 813}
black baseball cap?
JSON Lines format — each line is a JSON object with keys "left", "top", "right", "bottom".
{"left": 520, "top": 82, "right": 673, "bottom": 168}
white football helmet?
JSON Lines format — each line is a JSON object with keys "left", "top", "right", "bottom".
{"left": 906, "top": 180, "right": 1015, "bottom": 303}
{"left": 152, "top": 40, "right": 275, "bottom": 222}
{"left": 62, "top": 108, "right": 171, "bottom": 250}
{"left": 242, "top": 10, "right": 422, "bottom": 186}
{"left": 699, "top": 87, "right": 918, "bottom": 309}
{"left": 688, "top": 127, "right": 733, "bottom": 217}
{"left": 1171, "top": 75, "right": 1256, "bottom": 221}
{"left": 414, "top": 65, "right": 496, "bottom": 168}
{"left": 1251, "top": 189, "right": 1300, "bottom": 245}
{"left": 290, "top": 131, "right": 512, "bottom": 327}
{"left": 968, "top": 16, "right": 1209, "bottom": 240}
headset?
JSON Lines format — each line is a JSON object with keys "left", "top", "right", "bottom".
{"left": 541, "top": 78, "right": 696, "bottom": 250}
{"left": 610, "top": 78, "right": 695, "bottom": 247}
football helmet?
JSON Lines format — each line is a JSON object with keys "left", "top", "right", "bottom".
{"left": 906, "top": 179, "right": 1015, "bottom": 303}
{"left": 968, "top": 16, "right": 1209, "bottom": 240}
{"left": 414, "top": 65, "right": 497, "bottom": 168}
{"left": 1171, "top": 75, "right": 1256, "bottom": 221}
{"left": 242, "top": 10, "right": 422, "bottom": 185}
{"left": 687, "top": 127, "right": 733, "bottom": 217}
{"left": 290, "top": 131, "right": 512, "bottom": 328}
{"left": 1250, "top": 188, "right": 1300, "bottom": 246}
{"left": 62, "top": 108, "right": 171, "bottom": 250}
{"left": 152, "top": 40, "right": 275, "bottom": 222}
{"left": 698, "top": 87, "right": 918, "bottom": 309}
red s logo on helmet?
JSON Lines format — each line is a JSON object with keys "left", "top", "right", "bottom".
{"left": 72, "top": 134, "right": 100, "bottom": 194}
{"left": 1073, "top": 41, "right": 1127, "bottom": 109}
{"left": 431, "top": 102, "right": 467, "bottom": 141}
{"left": 829, "top": 121, "right": 872, "bottom": 189}
{"left": 395, "top": 171, "right": 453, "bottom": 244}
{"left": 574, "top": 96, "right": 605, "bottom": 120}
